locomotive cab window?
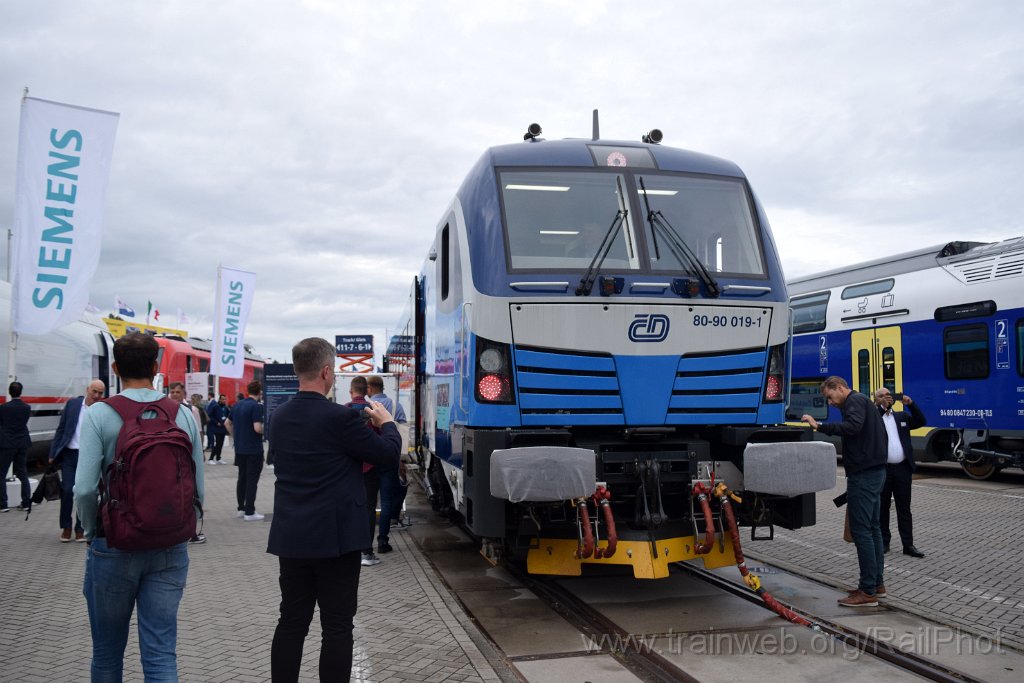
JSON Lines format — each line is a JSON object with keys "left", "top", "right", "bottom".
{"left": 944, "top": 324, "right": 989, "bottom": 379}
{"left": 636, "top": 174, "right": 766, "bottom": 277}
{"left": 500, "top": 170, "right": 639, "bottom": 271}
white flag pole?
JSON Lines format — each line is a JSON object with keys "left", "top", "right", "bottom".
{"left": 5, "top": 89, "right": 28, "bottom": 398}
{"left": 212, "top": 264, "right": 222, "bottom": 398}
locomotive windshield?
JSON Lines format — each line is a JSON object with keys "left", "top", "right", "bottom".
{"left": 636, "top": 174, "right": 765, "bottom": 277}
{"left": 499, "top": 171, "right": 641, "bottom": 271}
{"left": 498, "top": 169, "right": 766, "bottom": 276}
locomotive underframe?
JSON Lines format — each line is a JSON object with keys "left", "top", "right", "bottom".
{"left": 440, "top": 424, "right": 816, "bottom": 577}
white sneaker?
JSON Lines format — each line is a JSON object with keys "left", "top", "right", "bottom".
{"left": 361, "top": 552, "right": 381, "bottom": 566}
{"left": 243, "top": 512, "right": 265, "bottom": 521}
{"left": 236, "top": 511, "right": 245, "bottom": 518}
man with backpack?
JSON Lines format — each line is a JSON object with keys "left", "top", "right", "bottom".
{"left": 74, "top": 332, "right": 205, "bottom": 681}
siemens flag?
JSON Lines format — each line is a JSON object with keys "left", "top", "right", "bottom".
{"left": 11, "top": 97, "right": 119, "bottom": 334}
{"left": 211, "top": 266, "right": 256, "bottom": 379}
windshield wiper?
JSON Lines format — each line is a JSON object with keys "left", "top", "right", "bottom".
{"left": 576, "top": 177, "right": 631, "bottom": 296}
{"left": 639, "top": 177, "right": 720, "bottom": 298}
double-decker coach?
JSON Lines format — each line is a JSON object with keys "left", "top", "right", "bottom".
{"left": 789, "top": 237, "right": 1024, "bottom": 479}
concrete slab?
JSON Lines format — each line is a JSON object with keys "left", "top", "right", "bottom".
{"left": 558, "top": 571, "right": 785, "bottom": 634}
{"left": 514, "top": 654, "right": 643, "bottom": 682}
{"left": 427, "top": 546, "right": 524, "bottom": 592}
{"left": 660, "top": 624, "right": 923, "bottom": 682}
{"left": 837, "top": 611, "right": 1024, "bottom": 683}
{"left": 458, "top": 587, "right": 589, "bottom": 657}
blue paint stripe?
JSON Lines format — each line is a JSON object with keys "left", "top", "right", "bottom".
{"left": 521, "top": 394, "right": 623, "bottom": 410}
{"left": 677, "top": 351, "right": 765, "bottom": 372}
{"left": 669, "top": 394, "right": 760, "bottom": 409}
{"left": 666, "top": 413, "right": 758, "bottom": 425}
{"left": 517, "top": 371, "right": 620, "bottom": 391}
{"left": 515, "top": 348, "right": 616, "bottom": 372}
{"left": 673, "top": 372, "right": 763, "bottom": 390}
{"left": 522, "top": 414, "right": 626, "bottom": 426}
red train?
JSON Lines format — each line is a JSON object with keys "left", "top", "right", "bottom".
{"left": 154, "top": 335, "right": 264, "bottom": 402}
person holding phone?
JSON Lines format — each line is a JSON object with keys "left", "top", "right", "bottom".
{"left": 873, "top": 388, "right": 927, "bottom": 557}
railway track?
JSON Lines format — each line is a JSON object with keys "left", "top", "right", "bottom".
{"left": 505, "top": 560, "right": 986, "bottom": 683}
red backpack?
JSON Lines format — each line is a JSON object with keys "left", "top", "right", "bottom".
{"left": 100, "top": 396, "right": 200, "bottom": 550}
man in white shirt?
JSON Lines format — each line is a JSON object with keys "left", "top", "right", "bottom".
{"left": 48, "top": 379, "right": 106, "bottom": 542}
{"left": 873, "top": 388, "right": 927, "bottom": 558}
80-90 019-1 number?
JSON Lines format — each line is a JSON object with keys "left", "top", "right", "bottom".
{"left": 693, "top": 314, "right": 762, "bottom": 328}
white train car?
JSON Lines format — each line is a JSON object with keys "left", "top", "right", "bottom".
{"left": 0, "top": 281, "right": 118, "bottom": 456}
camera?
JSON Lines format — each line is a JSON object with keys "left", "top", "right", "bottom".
{"left": 891, "top": 392, "right": 903, "bottom": 402}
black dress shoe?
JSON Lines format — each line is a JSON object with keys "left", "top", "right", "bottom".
{"left": 903, "top": 545, "right": 925, "bottom": 558}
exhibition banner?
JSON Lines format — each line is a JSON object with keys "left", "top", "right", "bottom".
{"left": 12, "top": 97, "right": 119, "bottom": 334}
{"left": 210, "top": 265, "right": 256, "bottom": 378}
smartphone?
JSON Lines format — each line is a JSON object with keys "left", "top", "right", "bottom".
{"left": 892, "top": 392, "right": 904, "bottom": 402}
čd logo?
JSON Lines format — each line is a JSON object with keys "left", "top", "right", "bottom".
{"left": 628, "top": 314, "right": 670, "bottom": 342}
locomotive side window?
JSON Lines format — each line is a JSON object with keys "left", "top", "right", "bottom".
{"left": 199, "top": 358, "right": 209, "bottom": 372}
{"left": 790, "top": 292, "right": 830, "bottom": 333}
{"left": 441, "top": 225, "right": 450, "bottom": 301}
{"left": 841, "top": 279, "right": 894, "bottom": 300}
{"left": 944, "top": 324, "right": 990, "bottom": 379}
{"left": 500, "top": 171, "right": 639, "bottom": 271}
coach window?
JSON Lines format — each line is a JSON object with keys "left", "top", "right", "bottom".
{"left": 1017, "top": 320, "right": 1024, "bottom": 376}
{"left": 881, "top": 346, "right": 895, "bottom": 393}
{"left": 857, "top": 349, "right": 871, "bottom": 395}
{"left": 944, "top": 324, "right": 989, "bottom": 379}
{"left": 841, "top": 279, "right": 894, "bottom": 300}
{"left": 791, "top": 292, "right": 830, "bottom": 334}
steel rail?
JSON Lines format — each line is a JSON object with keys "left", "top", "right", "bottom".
{"left": 675, "top": 562, "right": 985, "bottom": 683}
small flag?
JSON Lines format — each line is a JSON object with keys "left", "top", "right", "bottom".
{"left": 115, "top": 295, "right": 135, "bottom": 317}
{"left": 146, "top": 300, "right": 153, "bottom": 324}
{"left": 176, "top": 307, "right": 190, "bottom": 328}
{"left": 153, "top": 308, "right": 160, "bottom": 322}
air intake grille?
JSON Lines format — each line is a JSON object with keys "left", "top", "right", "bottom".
{"left": 514, "top": 346, "right": 623, "bottom": 426}
{"left": 942, "top": 239, "right": 1024, "bottom": 284}
{"left": 667, "top": 349, "right": 766, "bottom": 424}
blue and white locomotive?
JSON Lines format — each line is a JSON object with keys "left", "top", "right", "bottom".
{"left": 789, "top": 237, "right": 1024, "bottom": 480}
{"left": 385, "top": 119, "right": 834, "bottom": 579}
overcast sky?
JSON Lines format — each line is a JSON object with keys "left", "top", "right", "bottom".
{"left": 2, "top": 1, "right": 1022, "bottom": 364}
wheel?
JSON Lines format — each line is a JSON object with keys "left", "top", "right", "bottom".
{"left": 960, "top": 459, "right": 997, "bottom": 480}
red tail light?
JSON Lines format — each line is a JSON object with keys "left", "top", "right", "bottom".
{"left": 475, "top": 337, "right": 515, "bottom": 404}
{"left": 764, "top": 343, "right": 786, "bottom": 403}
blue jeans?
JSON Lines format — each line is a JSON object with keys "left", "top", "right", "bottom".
{"left": 83, "top": 538, "right": 189, "bottom": 682}
{"left": 58, "top": 449, "right": 83, "bottom": 532}
{"left": 377, "top": 466, "right": 400, "bottom": 544}
{"left": 847, "top": 465, "right": 886, "bottom": 594}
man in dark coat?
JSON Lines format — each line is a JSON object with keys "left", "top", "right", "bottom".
{"left": 267, "top": 337, "right": 400, "bottom": 682}
{"left": 0, "top": 381, "right": 33, "bottom": 512}
{"left": 873, "top": 388, "right": 927, "bottom": 557}
{"left": 48, "top": 379, "right": 106, "bottom": 540}
{"left": 803, "top": 376, "right": 887, "bottom": 607}
{"left": 206, "top": 394, "right": 229, "bottom": 463}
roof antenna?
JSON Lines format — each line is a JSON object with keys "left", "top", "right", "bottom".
{"left": 592, "top": 109, "right": 600, "bottom": 141}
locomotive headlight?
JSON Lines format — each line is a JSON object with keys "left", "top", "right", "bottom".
{"left": 475, "top": 336, "right": 516, "bottom": 404}
{"left": 764, "top": 342, "right": 786, "bottom": 403}
{"left": 479, "top": 348, "right": 504, "bottom": 373}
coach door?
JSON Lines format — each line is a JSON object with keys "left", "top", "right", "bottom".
{"left": 850, "top": 326, "right": 903, "bottom": 397}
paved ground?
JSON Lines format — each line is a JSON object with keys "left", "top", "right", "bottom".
{"left": 0, "top": 444, "right": 517, "bottom": 682}
{"left": 745, "top": 463, "right": 1024, "bottom": 652}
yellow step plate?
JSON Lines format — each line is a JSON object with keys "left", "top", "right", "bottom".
{"left": 527, "top": 533, "right": 738, "bottom": 580}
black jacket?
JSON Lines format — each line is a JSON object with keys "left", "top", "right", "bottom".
{"left": 879, "top": 401, "right": 927, "bottom": 472}
{"left": 0, "top": 398, "right": 32, "bottom": 450}
{"left": 267, "top": 391, "right": 401, "bottom": 558}
{"left": 818, "top": 391, "right": 886, "bottom": 474}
